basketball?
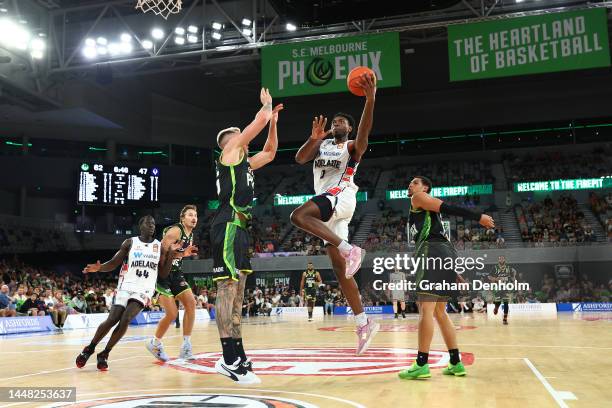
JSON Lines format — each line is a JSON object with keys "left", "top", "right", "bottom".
{"left": 347, "top": 66, "right": 376, "bottom": 96}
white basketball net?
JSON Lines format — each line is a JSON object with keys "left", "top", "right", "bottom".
{"left": 135, "top": 0, "right": 182, "bottom": 19}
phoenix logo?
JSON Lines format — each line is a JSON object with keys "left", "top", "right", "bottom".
{"left": 306, "top": 58, "right": 333, "bottom": 86}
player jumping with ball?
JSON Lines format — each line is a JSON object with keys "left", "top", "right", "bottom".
{"left": 291, "top": 71, "right": 379, "bottom": 355}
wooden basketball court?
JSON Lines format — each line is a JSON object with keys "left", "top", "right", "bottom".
{"left": 0, "top": 312, "right": 610, "bottom": 408}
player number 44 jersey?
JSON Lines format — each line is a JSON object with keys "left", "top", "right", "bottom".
{"left": 313, "top": 139, "right": 359, "bottom": 196}
{"left": 118, "top": 237, "right": 161, "bottom": 296}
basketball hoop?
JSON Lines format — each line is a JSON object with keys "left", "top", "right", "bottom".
{"left": 135, "top": 0, "right": 182, "bottom": 20}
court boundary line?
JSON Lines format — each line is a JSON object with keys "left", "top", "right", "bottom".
{"left": 0, "top": 355, "right": 147, "bottom": 381}
{"left": 524, "top": 358, "right": 576, "bottom": 408}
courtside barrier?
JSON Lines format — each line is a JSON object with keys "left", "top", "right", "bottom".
{"left": 0, "top": 316, "right": 56, "bottom": 335}
{"left": 334, "top": 305, "right": 394, "bottom": 315}
{"left": 486, "top": 302, "right": 557, "bottom": 316}
{"left": 63, "top": 313, "right": 110, "bottom": 330}
{"left": 270, "top": 306, "right": 323, "bottom": 317}
{"left": 130, "top": 309, "right": 211, "bottom": 325}
{"left": 557, "top": 302, "right": 612, "bottom": 312}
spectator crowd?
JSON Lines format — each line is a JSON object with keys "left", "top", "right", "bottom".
{"left": 516, "top": 195, "right": 597, "bottom": 245}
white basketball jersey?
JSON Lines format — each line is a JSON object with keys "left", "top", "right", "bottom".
{"left": 118, "top": 237, "right": 161, "bottom": 297}
{"left": 313, "top": 139, "right": 359, "bottom": 196}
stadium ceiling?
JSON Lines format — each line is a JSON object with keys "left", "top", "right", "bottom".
{"left": 0, "top": 0, "right": 609, "bottom": 110}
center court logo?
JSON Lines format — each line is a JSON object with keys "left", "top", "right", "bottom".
{"left": 163, "top": 347, "right": 474, "bottom": 376}
{"left": 46, "top": 394, "right": 320, "bottom": 408}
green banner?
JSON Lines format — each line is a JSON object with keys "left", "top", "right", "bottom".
{"left": 514, "top": 177, "right": 612, "bottom": 192}
{"left": 448, "top": 8, "right": 610, "bottom": 81}
{"left": 387, "top": 184, "right": 493, "bottom": 200}
{"left": 274, "top": 191, "right": 368, "bottom": 206}
{"left": 261, "top": 32, "right": 401, "bottom": 97}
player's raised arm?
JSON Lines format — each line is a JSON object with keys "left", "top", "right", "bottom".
{"left": 411, "top": 192, "right": 495, "bottom": 229}
{"left": 250, "top": 104, "right": 284, "bottom": 170}
{"left": 225, "top": 88, "right": 274, "bottom": 151}
{"left": 83, "top": 239, "right": 131, "bottom": 273}
{"left": 295, "top": 115, "right": 330, "bottom": 164}
{"left": 350, "top": 73, "right": 376, "bottom": 161}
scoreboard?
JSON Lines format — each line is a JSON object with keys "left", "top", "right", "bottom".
{"left": 78, "top": 163, "right": 160, "bottom": 206}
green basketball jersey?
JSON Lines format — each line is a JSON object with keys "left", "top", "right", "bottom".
{"left": 212, "top": 150, "right": 255, "bottom": 227}
{"left": 305, "top": 270, "right": 317, "bottom": 289}
{"left": 163, "top": 223, "right": 193, "bottom": 274}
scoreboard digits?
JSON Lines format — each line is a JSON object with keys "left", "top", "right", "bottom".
{"left": 78, "top": 163, "right": 160, "bottom": 206}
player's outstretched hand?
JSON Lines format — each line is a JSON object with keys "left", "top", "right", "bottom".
{"left": 359, "top": 73, "right": 376, "bottom": 99}
{"left": 271, "top": 104, "right": 284, "bottom": 123}
{"left": 311, "top": 115, "right": 331, "bottom": 140}
{"left": 260, "top": 88, "right": 272, "bottom": 106}
{"left": 479, "top": 214, "right": 495, "bottom": 229}
{"left": 83, "top": 260, "right": 101, "bottom": 274}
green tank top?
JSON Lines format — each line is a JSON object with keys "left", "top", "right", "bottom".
{"left": 212, "top": 150, "right": 254, "bottom": 227}
{"left": 163, "top": 223, "right": 193, "bottom": 274}
{"left": 493, "top": 264, "right": 513, "bottom": 282}
{"left": 305, "top": 270, "right": 317, "bottom": 289}
{"left": 408, "top": 201, "right": 448, "bottom": 245}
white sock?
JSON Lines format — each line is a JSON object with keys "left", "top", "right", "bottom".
{"left": 355, "top": 312, "right": 368, "bottom": 328}
{"left": 338, "top": 240, "right": 352, "bottom": 254}
{"left": 183, "top": 336, "right": 191, "bottom": 343}
{"left": 153, "top": 337, "right": 162, "bottom": 346}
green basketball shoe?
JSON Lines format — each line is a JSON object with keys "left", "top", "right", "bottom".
{"left": 442, "top": 362, "right": 467, "bottom": 376}
{"left": 398, "top": 363, "right": 431, "bottom": 379}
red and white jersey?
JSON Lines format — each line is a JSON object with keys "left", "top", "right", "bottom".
{"left": 117, "top": 237, "right": 161, "bottom": 297}
{"left": 313, "top": 139, "right": 359, "bottom": 196}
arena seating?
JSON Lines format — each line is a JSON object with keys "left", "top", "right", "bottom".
{"left": 504, "top": 147, "right": 611, "bottom": 185}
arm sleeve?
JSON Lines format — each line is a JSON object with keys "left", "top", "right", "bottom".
{"left": 440, "top": 202, "right": 482, "bottom": 221}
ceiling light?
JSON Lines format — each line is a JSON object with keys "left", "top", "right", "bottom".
{"left": 30, "top": 50, "right": 44, "bottom": 59}
{"left": 187, "top": 34, "right": 198, "bottom": 43}
{"left": 286, "top": 23, "right": 297, "bottom": 31}
{"left": 96, "top": 46, "right": 107, "bottom": 55}
{"left": 241, "top": 18, "right": 251, "bottom": 26}
{"left": 142, "top": 39, "right": 153, "bottom": 49}
{"left": 29, "top": 38, "right": 45, "bottom": 51}
{"left": 211, "top": 22, "right": 222, "bottom": 30}
{"left": 82, "top": 47, "right": 97, "bottom": 59}
{"left": 120, "top": 33, "right": 132, "bottom": 42}
{"left": 85, "top": 37, "right": 96, "bottom": 47}
{"left": 120, "top": 42, "right": 133, "bottom": 54}
{"left": 108, "top": 42, "right": 121, "bottom": 56}
{"left": 211, "top": 31, "right": 222, "bottom": 40}
{"left": 174, "top": 36, "right": 185, "bottom": 45}
{"left": 242, "top": 28, "right": 252, "bottom": 36}
{"left": 96, "top": 36, "right": 107, "bottom": 45}
{"left": 187, "top": 25, "right": 198, "bottom": 33}
{"left": 175, "top": 27, "right": 185, "bottom": 35}
{"left": 151, "top": 28, "right": 164, "bottom": 40}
